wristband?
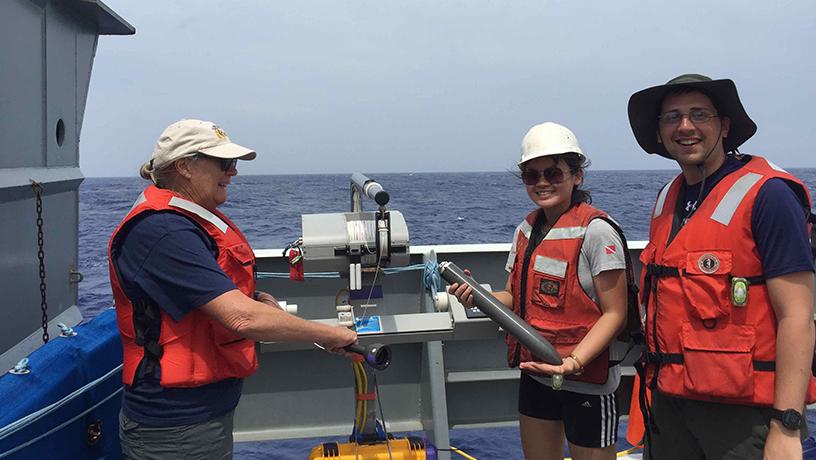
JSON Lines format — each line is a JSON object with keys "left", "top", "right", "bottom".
{"left": 568, "top": 353, "right": 585, "bottom": 375}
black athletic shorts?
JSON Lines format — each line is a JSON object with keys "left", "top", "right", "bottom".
{"left": 518, "top": 372, "right": 618, "bottom": 448}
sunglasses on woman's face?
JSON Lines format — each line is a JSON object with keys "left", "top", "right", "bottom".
{"left": 218, "top": 158, "right": 238, "bottom": 172}
{"left": 195, "top": 154, "right": 237, "bottom": 172}
{"left": 521, "top": 166, "right": 566, "bottom": 185}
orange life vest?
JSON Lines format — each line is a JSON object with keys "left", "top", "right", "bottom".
{"left": 509, "top": 203, "right": 611, "bottom": 384}
{"left": 639, "top": 155, "right": 816, "bottom": 405}
{"left": 108, "top": 185, "right": 258, "bottom": 388}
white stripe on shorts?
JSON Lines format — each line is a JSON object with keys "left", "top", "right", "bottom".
{"left": 599, "top": 393, "right": 617, "bottom": 447}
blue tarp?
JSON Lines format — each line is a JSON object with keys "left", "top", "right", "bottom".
{"left": 0, "top": 309, "right": 123, "bottom": 459}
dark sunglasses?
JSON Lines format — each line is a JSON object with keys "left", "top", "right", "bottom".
{"left": 195, "top": 154, "right": 237, "bottom": 172}
{"left": 218, "top": 158, "right": 238, "bottom": 172}
{"left": 521, "top": 166, "right": 566, "bottom": 185}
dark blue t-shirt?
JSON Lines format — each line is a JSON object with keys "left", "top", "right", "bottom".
{"left": 681, "top": 155, "right": 814, "bottom": 278}
{"left": 112, "top": 211, "right": 243, "bottom": 427}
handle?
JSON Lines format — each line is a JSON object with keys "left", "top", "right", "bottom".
{"left": 345, "top": 343, "right": 392, "bottom": 370}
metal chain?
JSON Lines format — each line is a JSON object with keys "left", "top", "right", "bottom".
{"left": 31, "top": 180, "right": 49, "bottom": 343}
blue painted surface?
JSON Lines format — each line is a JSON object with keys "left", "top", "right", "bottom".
{"left": 355, "top": 316, "right": 383, "bottom": 334}
{"left": 0, "top": 309, "right": 123, "bottom": 459}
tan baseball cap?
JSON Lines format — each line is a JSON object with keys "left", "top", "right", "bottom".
{"left": 146, "top": 119, "right": 256, "bottom": 172}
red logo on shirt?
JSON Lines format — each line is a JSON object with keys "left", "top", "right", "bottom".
{"left": 604, "top": 244, "right": 617, "bottom": 255}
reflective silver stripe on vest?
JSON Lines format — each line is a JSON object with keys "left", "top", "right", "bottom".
{"left": 519, "top": 220, "right": 532, "bottom": 239}
{"left": 653, "top": 180, "right": 673, "bottom": 219}
{"left": 168, "top": 196, "right": 229, "bottom": 234}
{"left": 543, "top": 226, "right": 586, "bottom": 240}
{"left": 533, "top": 255, "right": 567, "bottom": 278}
{"left": 766, "top": 159, "right": 787, "bottom": 173}
{"left": 710, "top": 172, "right": 763, "bottom": 226}
{"left": 129, "top": 192, "right": 147, "bottom": 212}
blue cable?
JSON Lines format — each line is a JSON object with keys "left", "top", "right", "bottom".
{"left": 256, "top": 261, "right": 442, "bottom": 297}
{"left": 256, "top": 271, "right": 341, "bottom": 279}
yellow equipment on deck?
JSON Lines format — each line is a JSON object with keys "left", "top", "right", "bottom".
{"left": 308, "top": 437, "right": 434, "bottom": 460}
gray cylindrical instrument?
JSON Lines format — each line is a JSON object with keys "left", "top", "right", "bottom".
{"left": 439, "top": 261, "right": 562, "bottom": 365}
{"left": 350, "top": 173, "right": 390, "bottom": 206}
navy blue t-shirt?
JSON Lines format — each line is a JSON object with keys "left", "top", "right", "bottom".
{"left": 681, "top": 155, "right": 814, "bottom": 278}
{"left": 112, "top": 211, "right": 243, "bottom": 427}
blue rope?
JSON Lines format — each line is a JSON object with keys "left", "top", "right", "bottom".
{"left": 256, "top": 263, "right": 431, "bottom": 280}
{"left": 256, "top": 271, "right": 341, "bottom": 279}
{"left": 382, "top": 263, "right": 424, "bottom": 274}
{"left": 422, "top": 260, "right": 441, "bottom": 296}
{"left": 256, "top": 262, "right": 442, "bottom": 297}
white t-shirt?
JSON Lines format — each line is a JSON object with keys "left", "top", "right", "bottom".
{"left": 505, "top": 217, "right": 627, "bottom": 395}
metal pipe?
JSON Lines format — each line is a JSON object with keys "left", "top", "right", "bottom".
{"left": 350, "top": 173, "right": 390, "bottom": 206}
{"left": 438, "top": 261, "right": 562, "bottom": 365}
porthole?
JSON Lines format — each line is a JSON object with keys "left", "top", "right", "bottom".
{"left": 56, "top": 119, "right": 65, "bottom": 146}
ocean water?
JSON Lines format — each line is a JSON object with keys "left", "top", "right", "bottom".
{"left": 78, "top": 169, "right": 816, "bottom": 459}
{"left": 79, "top": 170, "right": 679, "bottom": 318}
{"left": 79, "top": 169, "right": 816, "bottom": 316}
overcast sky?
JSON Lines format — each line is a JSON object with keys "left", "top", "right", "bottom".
{"left": 81, "top": 0, "right": 816, "bottom": 177}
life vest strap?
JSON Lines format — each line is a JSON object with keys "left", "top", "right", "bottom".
{"left": 644, "top": 352, "right": 774, "bottom": 371}
{"left": 647, "top": 263, "right": 765, "bottom": 284}
{"left": 732, "top": 275, "right": 765, "bottom": 285}
{"left": 645, "top": 263, "right": 680, "bottom": 277}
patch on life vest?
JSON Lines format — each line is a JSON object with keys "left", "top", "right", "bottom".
{"left": 697, "top": 253, "right": 720, "bottom": 274}
{"left": 731, "top": 277, "right": 749, "bottom": 307}
{"left": 539, "top": 279, "right": 561, "bottom": 296}
{"left": 604, "top": 244, "right": 617, "bottom": 255}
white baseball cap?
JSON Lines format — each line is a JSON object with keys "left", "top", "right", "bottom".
{"left": 146, "top": 119, "right": 256, "bottom": 172}
{"left": 519, "top": 122, "right": 586, "bottom": 166}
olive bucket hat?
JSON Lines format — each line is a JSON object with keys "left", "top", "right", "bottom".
{"left": 627, "top": 74, "right": 757, "bottom": 158}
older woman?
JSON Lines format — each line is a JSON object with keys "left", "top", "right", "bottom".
{"left": 108, "top": 119, "right": 356, "bottom": 459}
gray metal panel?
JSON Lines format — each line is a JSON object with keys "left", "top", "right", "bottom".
{"left": 0, "top": 0, "right": 111, "bottom": 357}
{"left": 75, "top": 22, "right": 99, "bottom": 137}
{"left": 443, "top": 339, "right": 519, "bottom": 427}
{"left": 420, "top": 341, "right": 451, "bottom": 460}
{"left": 0, "top": 182, "right": 82, "bottom": 356}
{"left": 235, "top": 343, "right": 427, "bottom": 441}
{"left": 73, "top": 0, "right": 135, "bottom": 35}
{"left": 0, "top": 305, "right": 83, "bottom": 375}
{"left": 0, "top": 0, "right": 45, "bottom": 169}
{"left": 46, "top": 2, "right": 80, "bottom": 167}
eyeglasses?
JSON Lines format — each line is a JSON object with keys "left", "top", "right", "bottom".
{"left": 658, "top": 108, "right": 719, "bottom": 126}
{"left": 218, "top": 158, "right": 238, "bottom": 172}
{"left": 521, "top": 166, "right": 566, "bottom": 185}
{"left": 195, "top": 154, "right": 237, "bottom": 172}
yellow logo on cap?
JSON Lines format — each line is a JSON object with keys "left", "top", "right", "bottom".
{"left": 212, "top": 125, "right": 228, "bottom": 139}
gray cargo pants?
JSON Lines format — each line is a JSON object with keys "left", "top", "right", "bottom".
{"left": 119, "top": 410, "right": 234, "bottom": 460}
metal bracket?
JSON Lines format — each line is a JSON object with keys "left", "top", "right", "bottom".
{"left": 69, "top": 268, "right": 84, "bottom": 284}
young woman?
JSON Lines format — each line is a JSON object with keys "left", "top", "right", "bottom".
{"left": 449, "top": 122, "right": 630, "bottom": 460}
